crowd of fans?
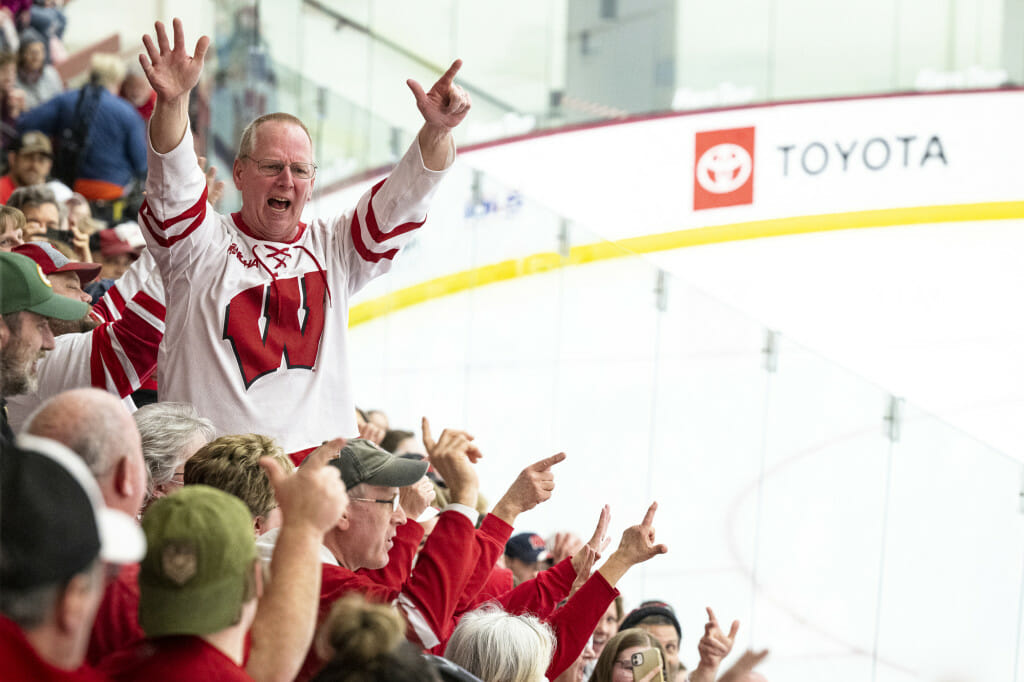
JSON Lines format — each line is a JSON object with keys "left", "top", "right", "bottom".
{"left": 0, "top": 12, "right": 773, "bottom": 682}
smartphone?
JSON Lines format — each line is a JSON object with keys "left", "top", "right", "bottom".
{"left": 631, "top": 647, "right": 665, "bottom": 682}
{"left": 45, "top": 228, "right": 75, "bottom": 245}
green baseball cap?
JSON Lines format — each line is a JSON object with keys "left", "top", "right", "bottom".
{"left": 0, "top": 251, "right": 90, "bottom": 320}
{"left": 329, "top": 438, "right": 428, "bottom": 490}
{"left": 139, "top": 485, "right": 258, "bottom": 638}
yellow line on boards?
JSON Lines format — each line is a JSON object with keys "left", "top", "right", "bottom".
{"left": 348, "top": 201, "right": 1024, "bottom": 327}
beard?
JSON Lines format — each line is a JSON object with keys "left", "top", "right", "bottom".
{"left": 48, "top": 314, "right": 101, "bottom": 337}
{"left": 0, "top": 343, "right": 41, "bottom": 396}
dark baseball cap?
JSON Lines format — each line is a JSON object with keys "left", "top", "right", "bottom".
{"left": 328, "top": 438, "right": 427, "bottom": 490}
{"left": 504, "top": 532, "right": 551, "bottom": 563}
{"left": 1, "top": 435, "right": 145, "bottom": 590}
{"left": 0, "top": 251, "right": 90, "bottom": 319}
{"left": 14, "top": 242, "right": 102, "bottom": 286}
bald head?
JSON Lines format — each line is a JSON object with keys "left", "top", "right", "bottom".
{"left": 24, "top": 388, "right": 146, "bottom": 517}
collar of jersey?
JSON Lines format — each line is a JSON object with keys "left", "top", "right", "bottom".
{"left": 231, "top": 212, "right": 308, "bottom": 244}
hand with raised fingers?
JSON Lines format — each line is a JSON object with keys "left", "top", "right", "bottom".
{"left": 422, "top": 420, "right": 479, "bottom": 507}
{"left": 616, "top": 502, "right": 669, "bottom": 566}
{"left": 697, "top": 607, "right": 740, "bottom": 670}
{"left": 260, "top": 437, "right": 349, "bottom": 535}
{"left": 407, "top": 60, "right": 471, "bottom": 131}
{"left": 399, "top": 475, "right": 437, "bottom": 520}
{"left": 140, "top": 17, "right": 209, "bottom": 103}
{"left": 422, "top": 416, "right": 481, "bottom": 464}
{"left": 491, "top": 451, "right": 566, "bottom": 525}
{"left": 597, "top": 502, "right": 668, "bottom": 586}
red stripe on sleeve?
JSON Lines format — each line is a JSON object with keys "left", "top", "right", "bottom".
{"left": 112, "top": 308, "right": 162, "bottom": 381}
{"left": 362, "top": 179, "right": 426, "bottom": 244}
{"left": 93, "top": 329, "right": 134, "bottom": 397}
{"left": 139, "top": 185, "right": 209, "bottom": 248}
{"left": 131, "top": 292, "right": 167, "bottom": 321}
{"left": 350, "top": 213, "right": 399, "bottom": 263}
{"left": 105, "top": 285, "right": 127, "bottom": 316}
{"left": 89, "top": 333, "right": 105, "bottom": 387}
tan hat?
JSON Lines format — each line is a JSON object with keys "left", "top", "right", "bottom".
{"left": 15, "top": 131, "right": 53, "bottom": 157}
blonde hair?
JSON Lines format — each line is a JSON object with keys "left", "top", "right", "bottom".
{"left": 184, "top": 434, "right": 294, "bottom": 518}
{"left": 0, "top": 205, "right": 26, "bottom": 235}
{"left": 89, "top": 53, "right": 126, "bottom": 88}
{"left": 316, "top": 594, "right": 407, "bottom": 663}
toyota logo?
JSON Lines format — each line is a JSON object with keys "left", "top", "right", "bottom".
{"left": 695, "top": 143, "right": 753, "bottom": 194}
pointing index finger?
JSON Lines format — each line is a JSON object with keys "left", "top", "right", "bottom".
{"left": 436, "top": 59, "right": 463, "bottom": 88}
{"left": 641, "top": 501, "right": 658, "bottom": 527}
{"left": 533, "top": 451, "right": 566, "bottom": 471}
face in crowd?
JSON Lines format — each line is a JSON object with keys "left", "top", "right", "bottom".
{"left": 233, "top": 119, "right": 316, "bottom": 242}
{"left": 0, "top": 310, "right": 54, "bottom": 395}
{"left": 46, "top": 271, "right": 97, "bottom": 336}
{"left": 21, "top": 201, "right": 59, "bottom": 241}
{"left": 342, "top": 482, "right": 406, "bottom": 570}
{"left": 592, "top": 601, "right": 620, "bottom": 657}
{"left": 8, "top": 147, "right": 53, "bottom": 188}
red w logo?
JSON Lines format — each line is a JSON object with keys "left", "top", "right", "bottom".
{"left": 223, "top": 273, "right": 328, "bottom": 388}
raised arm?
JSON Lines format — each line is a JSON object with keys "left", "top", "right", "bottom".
{"left": 247, "top": 438, "right": 349, "bottom": 682}
{"left": 689, "top": 607, "right": 740, "bottom": 682}
{"left": 406, "top": 59, "right": 471, "bottom": 171}
{"left": 140, "top": 18, "right": 209, "bottom": 153}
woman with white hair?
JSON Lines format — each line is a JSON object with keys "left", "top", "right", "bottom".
{"left": 444, "top": 605, "right": 555, "bottom": 682}
{"left": 133, "top": 401, "right": 215, "bottom": 510}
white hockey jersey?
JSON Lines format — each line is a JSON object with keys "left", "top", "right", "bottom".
{"left": 139, "top": 126, "right": 449, "bottom": 452}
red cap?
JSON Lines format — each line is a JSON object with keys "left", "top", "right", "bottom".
{"left": 13, "top": 242, "right": 101, "bottom": 286}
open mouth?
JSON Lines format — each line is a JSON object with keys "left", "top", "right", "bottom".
{"left": 268, "top": 198, "right": 291, "bottom": 211}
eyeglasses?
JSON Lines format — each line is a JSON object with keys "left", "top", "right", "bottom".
{"left": 243, "top": 156, "right": 317, "bottom": 180}
{"left": 350, "top": 494, "right": 401, "bottom": 512}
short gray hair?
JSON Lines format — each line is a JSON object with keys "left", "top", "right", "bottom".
{"left": 0, "top": 560, "right": 101, "bottom": 629}
{"left": 7, "top": 184, "right": 57, "bottom": 213}
{"left": 133, "top": 402, "right": 215, "bottom": 499}
{"left": 444, "top": 605, "right": 555, "bottom": 682}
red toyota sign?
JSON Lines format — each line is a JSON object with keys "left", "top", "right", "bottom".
{"left": 694, "top": 127, "right": 755, "bottom": 210}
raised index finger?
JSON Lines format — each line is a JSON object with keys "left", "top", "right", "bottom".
{"left": 531, "top": 451, "right": 566, "bottom": 471}
{"left": 641, "top": 501, "right": 658, "bottom": 527}
{"left": 435, "top": 59, "right": 463, "bottom": 88}
{"left": 706, "top": 606, "right": 718, "bottom": 626}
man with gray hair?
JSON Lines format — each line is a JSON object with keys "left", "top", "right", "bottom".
{"left": 18, "top": 52, "right": 146, "bottom": 201}
{"left": 23, "top": 387, "right": 148, "bottom": 519}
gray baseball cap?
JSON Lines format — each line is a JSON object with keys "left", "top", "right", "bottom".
{"left": 329, "top": 438, "right": 427, "bottom": 490}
